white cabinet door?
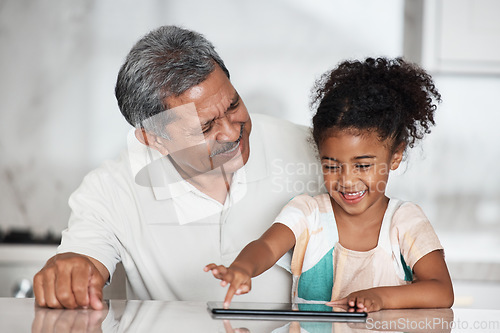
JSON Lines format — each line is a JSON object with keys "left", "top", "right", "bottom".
{"left": 404, "top": 0, "right": 500, "bottom": 74}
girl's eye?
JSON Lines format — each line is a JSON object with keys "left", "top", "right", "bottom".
{"left": 323, "top": 165, "right": 340, "bottom": 171}
{"left": 356, "top": 164, "right": 372, "bottom": 170}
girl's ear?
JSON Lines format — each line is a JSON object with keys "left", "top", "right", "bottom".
{"left": 134, "top": 128, "right": 170, "bottom": 156}
{"left": 390, "top": 143, "right": 405, "bottom": 170}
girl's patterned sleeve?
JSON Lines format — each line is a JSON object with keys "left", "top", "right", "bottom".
{"left": 392, "top": 202, "right": 444, "bottom": 270}
{"left": 273, "top": 194, "right": 319, "bottom": 274}
{"left": 273, "top": 194, "right": 318, "bottom": 240}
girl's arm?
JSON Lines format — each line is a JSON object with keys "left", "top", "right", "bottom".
{"left": 328, "top": 249, "right": 454, "bottom": 312}
{"left": 204, "top": 223, "right": 296, "bottom": 307}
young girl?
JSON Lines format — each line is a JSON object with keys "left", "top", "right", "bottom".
{"left": 204, "top": 57, "right": 454, "bottom": 312}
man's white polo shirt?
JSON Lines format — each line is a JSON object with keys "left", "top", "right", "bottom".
{"left": 58, "top": 113, "right": 323, "bottom": 302}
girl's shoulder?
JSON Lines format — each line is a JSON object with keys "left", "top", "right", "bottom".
{"left": 386, "top": 199, "right": 443, "bottom": 271}
{"left": 381, "top": 198, "right": 434, "bottom": 247}
{"left": 284, "top": 193, "right": 332, "bottom": 216}
{"left": 387, "top": 199, "right": 440, "bottom": 250}
{"left": 390, "top": 199, "right": 430, "bottom": 228}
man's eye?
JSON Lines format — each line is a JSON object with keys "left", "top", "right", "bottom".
{"left": 202, "top": 124, "right": 213, "bottom": 134}
{"left": 228, "top": 101, "right": 240, "bottom": 111}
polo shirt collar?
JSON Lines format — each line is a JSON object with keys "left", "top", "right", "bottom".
{"left": 237, "top": 119, "right": 268, "bottom": 183}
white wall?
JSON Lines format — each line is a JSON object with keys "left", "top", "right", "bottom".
{"left": 0, "top": 0, "right": 403, "bottom": 234}
{"left": 1, "top": 0, "right": 499, "bottom": 245}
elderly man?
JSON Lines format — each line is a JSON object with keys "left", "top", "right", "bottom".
{"left": 34, "top": 26, "right": 322, "bottom": 309}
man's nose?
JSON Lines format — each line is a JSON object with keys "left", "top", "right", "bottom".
{"left": 215, "top": 116, "right": 240, "bottom": 142}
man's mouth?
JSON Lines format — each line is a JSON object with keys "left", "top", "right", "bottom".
{"left": 209, "top": 125, "right": 244, "bottom": 158}
{"left": 222, "top": 141, "right": 240, "bottom": 154}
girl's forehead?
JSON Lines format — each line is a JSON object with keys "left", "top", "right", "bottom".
{"left": 319, "top": 129, "right": 394, "bottom": 157}
{"left": 326, "top": 126, "right": 377, "bottom": 138}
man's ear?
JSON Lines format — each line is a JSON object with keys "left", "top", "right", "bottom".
{"left": 134, "top": 128, "right": 169, "bottom": 156}
{"left": 390, "top": 143, "right": 405, "bottom": 170}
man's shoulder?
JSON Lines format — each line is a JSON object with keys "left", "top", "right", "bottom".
{"left": 251, "top": 113, "right": 309, "bottom": 134}
{"left": 251, "top": 113, "right": 313, "bottom": 153}
{"left": 250, "top": 113, "right": 321, "bottom": 188}
{"left": 79, "top": 151, "right": 133, "bottom": 189}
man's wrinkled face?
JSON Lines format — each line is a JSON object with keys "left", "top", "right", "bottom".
{"left": 152, "top": 66, "right": 252, "bottom": 178}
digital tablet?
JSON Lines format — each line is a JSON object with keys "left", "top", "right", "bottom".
{"left": 207, "top": 302, "right": 367, "bottom": 322}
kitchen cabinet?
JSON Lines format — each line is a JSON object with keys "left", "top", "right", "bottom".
{"left": 404, "top": 0, "right": 500, "bottom": 74}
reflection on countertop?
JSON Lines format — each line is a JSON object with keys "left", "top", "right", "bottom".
{"left": 2, "top": 298, "right": 500, "bottom": 333}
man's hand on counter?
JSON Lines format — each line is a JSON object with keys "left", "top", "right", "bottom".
{"left": 33, "top": 252, "right": 109, "bottom": 310}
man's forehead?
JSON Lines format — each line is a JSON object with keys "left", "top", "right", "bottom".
{"left": 166, "top": 102, "right": 202, "bottom": 125}
{"left": 163, "top": 102, "right": 215, "bottom": 134}
{"left": 179, "top": 88, "right": 235, "bottom": 108}
{"left": 173, "top": 92, "right": 237, "bottom": 120}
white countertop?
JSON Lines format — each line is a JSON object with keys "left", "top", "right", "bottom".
{"left": 2, "top": 298, "right": 499, "bottom": 333}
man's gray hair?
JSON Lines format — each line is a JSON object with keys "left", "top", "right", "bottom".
{"left": 115, "top": 25, "right": 230, "bottom": 133}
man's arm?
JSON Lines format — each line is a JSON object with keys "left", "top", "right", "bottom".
{"left": 33, "top": 252, "right": 110, "bottom": 310}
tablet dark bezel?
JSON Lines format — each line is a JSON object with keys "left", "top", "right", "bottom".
{"left": 207, "top": 302, "right": 367, "bottom": 322}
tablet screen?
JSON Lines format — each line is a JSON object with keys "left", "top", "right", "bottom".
{"left": 207, "top": 302, "right": 367, "bottom": 322}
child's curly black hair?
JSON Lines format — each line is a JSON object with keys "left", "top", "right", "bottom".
{"left": 311, "top": 57, "right": 441, "bottom": 152}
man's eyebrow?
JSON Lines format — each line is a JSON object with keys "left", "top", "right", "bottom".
{"left": 197, "top": 112, "right": 214, "bottom": 128}
{"left": 200, "top": 117, "right": 213, "bottom": 128}
{"left": 321, "top": 157, "right": 338, "bottom": 161}
{"left": 200, "top": 92, "right": 240, "bottom": 128}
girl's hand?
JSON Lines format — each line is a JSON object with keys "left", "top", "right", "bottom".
{"left": 327, "top": 289, "right": 384, "bottom": 313}
{"left": 204, "top": 263, "right": 252, "bottom": 308}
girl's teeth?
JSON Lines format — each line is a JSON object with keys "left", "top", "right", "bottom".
{"left": 343, "top": 190, "right": 365, "bottom": 198}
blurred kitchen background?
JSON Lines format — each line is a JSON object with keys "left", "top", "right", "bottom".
{"left": 1, "top": 0, "right": 499, "bottom": 306}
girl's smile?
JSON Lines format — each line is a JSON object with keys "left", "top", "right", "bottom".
{"left": 339, "top": 189, "right": 367, "bottom": 204}
{"left": 319, "top": 129, "right": 404, "bottom": 219}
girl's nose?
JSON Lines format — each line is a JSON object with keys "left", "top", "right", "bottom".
{"left": 339, "top": 166, "right": 357, "bottom": 187}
